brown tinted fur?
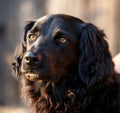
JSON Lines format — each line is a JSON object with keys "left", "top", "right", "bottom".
{"left": 12, "top": 14, "right": 120, "bottom": 113}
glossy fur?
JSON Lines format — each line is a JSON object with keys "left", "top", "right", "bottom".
{"left": 12, "top": 14, "right": 120, "bottom": 113}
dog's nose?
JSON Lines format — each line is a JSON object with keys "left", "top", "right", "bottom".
{"left": 24, "top": 51, "right": 39, "bottom": 65}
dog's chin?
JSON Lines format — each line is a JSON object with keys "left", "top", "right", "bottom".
{"left": 24, "top": 73, "right": 40, "bottom": 81}
{"left": 22, "top": 70, "right": 51, "bottom": 81}
{"left": 21, "top": 67, "right": 50, "bottom": 81}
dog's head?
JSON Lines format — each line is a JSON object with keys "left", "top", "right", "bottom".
{"left": 12, "top": 14, "right": 114, "bottom": 87}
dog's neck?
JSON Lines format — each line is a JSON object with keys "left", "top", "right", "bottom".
{"left": 21, "top": 75, "right": 90, "bottom": 113}
{"left": 22, "top": 74, "right": 118, "bottom": 113}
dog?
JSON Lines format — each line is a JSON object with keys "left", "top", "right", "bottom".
{"left": 12, "top": 14, "right": 120, "bottom": 113}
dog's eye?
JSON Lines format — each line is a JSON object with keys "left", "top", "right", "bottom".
{"left": 58, "top": 37, "right": 68, "bottom": 43}
{"left": 28, "top": 34, "right": 37, "bottom": 41}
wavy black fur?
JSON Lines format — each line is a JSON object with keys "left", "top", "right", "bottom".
{"left": 12, "top": 14, "right": 120, "bottom": 113}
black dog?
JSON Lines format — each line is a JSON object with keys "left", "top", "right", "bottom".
{"left": 12, "top": 14, "right": 120, "bottom": 113}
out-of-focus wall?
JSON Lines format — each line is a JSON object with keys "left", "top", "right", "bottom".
{"left": 0, "top": 0, "right": 120, "bottom": 108}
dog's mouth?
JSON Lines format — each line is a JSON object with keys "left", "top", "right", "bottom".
{"left": 24, "top": 73, "right": 39, "bottom": 81}
{"left": 22, "top": 70, "right": 51, "bottom": 81}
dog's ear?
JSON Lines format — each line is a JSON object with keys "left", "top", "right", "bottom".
{"left": 12, "top": 21, "right": 35, "bottom": 79}
{"left": 78, "top": 23, "right": 114, "bottom": 87}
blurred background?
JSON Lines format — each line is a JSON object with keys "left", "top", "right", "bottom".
{"left": 0, "top": 0, "right": 120, "bottom": 112}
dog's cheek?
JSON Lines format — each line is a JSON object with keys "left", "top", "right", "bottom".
{"left": 44, "top": 52, "right": 65, "bottom": 77}
{"left": 63, "top": 47, "right": 79, "bottom": 65}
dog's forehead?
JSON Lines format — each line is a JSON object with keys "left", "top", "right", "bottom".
{"left": 33, "top": 14, "right": 84, "bottom": 29}
{"left": 35, "top": 15, "right": 51, "bottom": 25}
{"left": 32, "top": 15, "right": 51, "bottom": 29}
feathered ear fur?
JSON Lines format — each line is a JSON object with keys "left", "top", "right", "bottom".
{"left": 78, "top": 23, "right": 114, "bottom": 87}
{"left": 12, "top": 21, "right": 35, "bottom": 79}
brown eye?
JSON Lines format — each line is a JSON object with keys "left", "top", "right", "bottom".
{"left": 58, "top": 37, "right": 67, "bottom": 43}
{"left": 28, "top": 34, "right": 37, "bottom": 41}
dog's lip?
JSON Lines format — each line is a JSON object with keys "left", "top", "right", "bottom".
{"left": 24, "top": 72, "right": 39, "bottom": 81}
{"left": 22, "top": 70, "right": 39, "bottom": 81}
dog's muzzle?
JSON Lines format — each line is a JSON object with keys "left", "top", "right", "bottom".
{"left": 25, "top": 73, "right": 39, "bottom": 81}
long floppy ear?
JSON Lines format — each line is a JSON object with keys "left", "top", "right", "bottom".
{"left": 12, "top": 21, "right": 35, "bottom": 79}
{"left": 78, "top": 23, "right": 114, "bottom": 87}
